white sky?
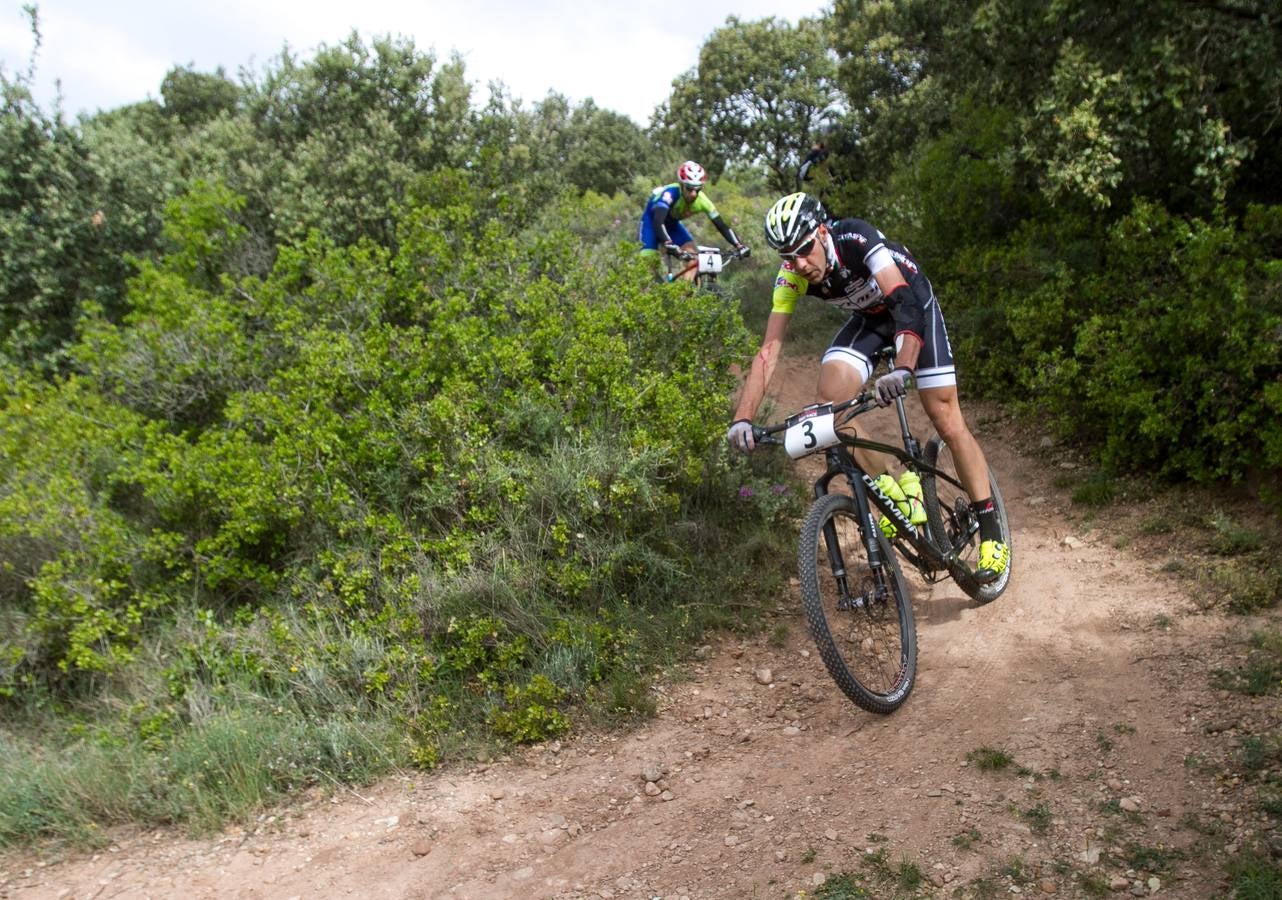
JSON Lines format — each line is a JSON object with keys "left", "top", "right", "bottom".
{"left": 1, "top": 0, "right": 831, "bottom": 126}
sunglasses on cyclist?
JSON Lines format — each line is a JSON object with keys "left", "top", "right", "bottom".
{"left": 779, "top": 230, "right": 819, "bottom": 260}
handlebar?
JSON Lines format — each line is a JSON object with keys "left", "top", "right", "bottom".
{"left": 665, "top": 244, "right": 750, "bottom": 262}
{"left": 751, "top": 391, "right": 880, "bottom": 446}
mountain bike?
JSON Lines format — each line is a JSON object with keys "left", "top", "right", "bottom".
{"left": 665, "top": 244, "right": 749, "bottom": 291}
{"left": 751, "top": 358, "right": 1012, "bottom": 713}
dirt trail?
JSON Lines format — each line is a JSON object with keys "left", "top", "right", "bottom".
{"left": 4, "top": 354, "right": 1273, "bottom": 900}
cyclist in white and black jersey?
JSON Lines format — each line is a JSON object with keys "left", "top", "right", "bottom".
{"left": 725, "top": 192, "right": 1009, "bottom": 583}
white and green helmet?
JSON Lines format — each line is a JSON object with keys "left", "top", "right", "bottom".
{"left": 763, "top": 192, "right": 827, "bottom": 252}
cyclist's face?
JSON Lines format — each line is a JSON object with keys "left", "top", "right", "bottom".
{"left": 783, "top": 226, "right": 827, "bottom": 281}
{"left": 682, "top": 184, "right": 701, "bottom": 202}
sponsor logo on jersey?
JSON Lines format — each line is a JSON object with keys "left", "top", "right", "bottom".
{"left": 775, "top": 275, "right": 791, "bottom": 288}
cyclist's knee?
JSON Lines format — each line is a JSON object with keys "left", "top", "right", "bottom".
{"left": 922, "top": 398, "right": 972, "bottom": 445}
{"left": 818, "top": 359, "right": 865, "bottom": 402}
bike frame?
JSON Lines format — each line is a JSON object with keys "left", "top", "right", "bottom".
{"left": 804, "top": 394, "right": 974, "bottom": 587}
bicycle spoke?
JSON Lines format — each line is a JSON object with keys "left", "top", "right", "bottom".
{"left": 799, "top": 493, "right": 917, "bottom": 713}
{"left": 922, "top": 438, "right": 1013, "bottom": 603}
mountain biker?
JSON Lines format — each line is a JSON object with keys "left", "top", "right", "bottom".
{"left": 796, "top": 123, "right": 837, "bottom": 191}
{"left": 796, "top": 142, "right": 829, "bottom": 190}
{"left": 724, "top": 192, "right": 1009, "bottom": 583}
{"left": 639, "top": 161, "right": 749, "bottom": 282}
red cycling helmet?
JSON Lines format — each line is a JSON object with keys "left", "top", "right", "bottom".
{"left": 677, "top": 160, "right": 708, "bottom": 188}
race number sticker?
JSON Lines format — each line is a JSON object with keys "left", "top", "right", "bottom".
{"left": 697, "top": 248, "right": 723, "bottom": 274}
{"left": 784, "top": 403, "right": 839, "bottom": 459}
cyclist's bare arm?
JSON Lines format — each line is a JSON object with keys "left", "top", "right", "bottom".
{"left": 733, "top": 311, "right": 791, "bottom": 422}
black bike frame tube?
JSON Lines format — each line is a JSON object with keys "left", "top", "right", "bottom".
{"left": 835, "top": 434, "right": 967, "bottom": 495}
{"left": 842, "top": 457, "right": 888, "bottom": 570}
{"left": 893, "top": 397, "right": 922, "bottom": 460}
{"left": 837, "top": 451, "right": 954, "bottom": 576}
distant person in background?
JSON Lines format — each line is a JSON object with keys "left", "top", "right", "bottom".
{"left": 796, "top": 141, "right": 830, "bottom": 190}
{"left": 797, "top": 123, "right": 840, "bottom": 192}
{"left": 639, "top": 161, "right": 749, "bottom": 282}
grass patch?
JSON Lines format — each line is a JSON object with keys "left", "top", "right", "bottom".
{"left": 0, "top": 709, "right": 392, "bottom": 847}
{"left": 967, "top": 746, "right": 1015, "bottom": 771}
{"left": 1226, "top": 851, "right": 1282, "bottom": 900}
{"left": 0, "top": 426, "right": 808, "bottom": 849}
{"left": 1100, "top": 798, "right": 1143, "bottom": 824}
{"left": 1211, "top": 562, "right": 1282, "bottom": 614}
{"left": 1206, "top": 510, "right": 1265, "bottom": 556}
{"left": 1259, "top": 786, "right": 1282, "bottom": 817}
{"left": 1071, "top": 470, "right": 1116, "bottom": 507}
{"left": 1139, "top": 516, "right": 1175, "bottom": 535}
{"left": 952, "top": 827, "right": 981, "bottom": 850}
{"left": 895, "top": 860, "right": 925, "bottom": 891}
{"left": 1000, "top": 855, "right": 1032, "bottom": 884}
{"left": 813, "top": 874, "right": 874, "bottom": 899}
{"left": 1022, "top": 802, "right": 1052, "bottom": 834}
{"left": 1236, "top": 734, "right": 1282, "bottom": 776}
{"left": 1123, "top": 842, "right": 1180, "bottom": 873}
{"left": 1212, "top": 630, "right": 1282, "bottom": 695}
{"left": 842, "top": 844, "right": 930, "bottom": 898}
{"left": 1077, "top": 871, "right": 1112, "bottom": 897}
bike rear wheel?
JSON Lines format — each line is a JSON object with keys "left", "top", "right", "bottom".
{"left": 797, "top": 492, "right": 918, "bottom": 714}
{"left": 921, "top": 437, "right": 1012, "bottom": 604}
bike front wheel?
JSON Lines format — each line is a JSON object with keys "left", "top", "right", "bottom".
{"left": 921, "top": 437, "right": 1012, "bottom": 604}
{"left": 797, "top": 492, "right": 918, "bottom": 714}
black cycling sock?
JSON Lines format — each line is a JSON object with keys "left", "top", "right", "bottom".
{"left": 971, "top": 498, "right": 1001, "bottom": 543}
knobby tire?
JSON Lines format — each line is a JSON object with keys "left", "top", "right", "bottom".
{"left": 920, "top": 437, "right": 1012, "bottom": 604}
{"left": 797, "top": 492, "right": 918, "bottom": 714}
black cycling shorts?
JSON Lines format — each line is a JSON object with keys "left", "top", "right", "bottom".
{"left": 820, "top": 280, "right": 956, "bottom": 391}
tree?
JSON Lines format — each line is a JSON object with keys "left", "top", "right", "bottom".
{"left": 160, "top": 65, "right": 241, "bottom": 127}
{"left": 828, "top": 0, "right": 1281, "bottom": 216}
{"left": 661, "top": 16, "right": 839, "bottom": 193}
{"left": 228, "top": 33, "right": 473, "bottom": 249}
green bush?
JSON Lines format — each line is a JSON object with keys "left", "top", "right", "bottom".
{"left": 0, "top": 172, "right": 790, "bottom": 843}
{"left": 940, "top": 200, "right": 1282, "bottom": 501}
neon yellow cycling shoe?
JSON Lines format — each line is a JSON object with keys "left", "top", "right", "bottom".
{"left": 976, "top": 540, "right": 1009, "bottom": 584}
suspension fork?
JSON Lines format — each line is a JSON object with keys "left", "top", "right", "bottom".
{"left": 815, "top": 449, "right": 889, "bottom": 604}
{"left": 810, "top": 448, "right": 853, "bottom": 602}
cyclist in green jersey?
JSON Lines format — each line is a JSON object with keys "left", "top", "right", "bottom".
{"left": 639, "top": 161, "right": 748, "bottom": 282}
